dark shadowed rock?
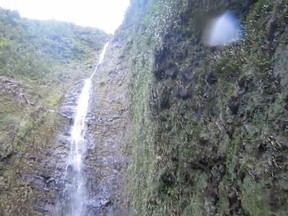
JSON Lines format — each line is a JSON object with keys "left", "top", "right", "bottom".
{"left": 33, "top": 205, "right": 49, "bottom": 213}
{"left": 182, "top": 69, "right": 194, "bottom": 85}
{"left": 206, "top": 72, "right": 217, "bottom": 85}
{"left": 237, "top": 75, "right": 253, "bottom": 95}
{"left": 176, "top": 86, "right": 192, "bottom": 100}
{"left": 227, "top": 97, "right": 240, "bottom": 115}
{"left": 165, "top": 64, "right": 178, "bottom": 79}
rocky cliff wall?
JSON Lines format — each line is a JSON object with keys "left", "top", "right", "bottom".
{"left": 118, "top": 0, "right": 288, "bottom": 215}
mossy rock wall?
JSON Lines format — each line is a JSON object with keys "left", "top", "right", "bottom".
{"left": 121, "top": 0, "right": 288, "bottom": 215}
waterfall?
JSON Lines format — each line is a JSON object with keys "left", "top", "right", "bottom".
{"left": 90, "top": 43, "right": 109, "bottom": 79}
{"left": 57, "top": 42, "right": 109, "bottom": 216}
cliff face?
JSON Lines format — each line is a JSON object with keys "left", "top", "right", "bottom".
{"left": 116, "top": 0, "right": 288, "bottom": 215}
{"left": 0, "top": 8, "right": 109, "bottom": 215}
{"left": 1, "top": 0, "right": 288, "bottom": 215}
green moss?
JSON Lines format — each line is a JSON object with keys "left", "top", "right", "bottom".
{"left": 241, "top": 176, "right": 270, "bottom": 216}
{"left": 125, "top": 0, "right": 288, "bottom": 215}
{"left": 217, "top": 181, "right": 229, "bottom": 215}
{"left": 182, "top": 196, "right": 204, "bottom": 216}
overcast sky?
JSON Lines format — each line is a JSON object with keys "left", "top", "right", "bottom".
{"left": 0, "top": 0, "right": 130, "bottom": 34}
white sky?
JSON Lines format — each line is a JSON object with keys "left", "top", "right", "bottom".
{"left": 0, "top": 0, "right": 130, "bottom": 34}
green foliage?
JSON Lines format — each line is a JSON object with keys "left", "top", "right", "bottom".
{"left": 0, "top": 7, "right": 109, "bottom": 215}
{"left": 0, "top": 8, "right": 108, "bottom": 80}
{"left": 125, "top": 0, "right": 288, "bottom": 215}
{"left": 241, "top": 176, "right": 269, "bottom": 216}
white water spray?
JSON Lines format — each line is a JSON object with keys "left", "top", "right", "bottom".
{"left": 59, "top": 42, "right": 109, "bottom": 216}
{"left": 90, "top": 43, "right": 109, "bottom": 79}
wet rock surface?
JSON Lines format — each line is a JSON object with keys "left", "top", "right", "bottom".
{"left": 38, "top": 40, "right": 130, "bottom": 216}
{"left": 85, "top": 40, "right": 130, "bottom": 216}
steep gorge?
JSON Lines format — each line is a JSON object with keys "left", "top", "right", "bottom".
{"left": 1, "top": 0, "right": 288, "bottom": 215}
{"left": 0, "top": 8, "right": 110, "bottom": 215}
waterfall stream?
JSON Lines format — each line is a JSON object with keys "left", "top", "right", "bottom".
{"left": 57, "top": 43, "right": 109, "bottom": 216}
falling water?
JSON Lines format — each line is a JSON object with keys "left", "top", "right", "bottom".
{"left": 90, "top": 43, "right": 109, "bottom": 78}
{"left": 57, "top": 42, "right": 109, "bottom": 216}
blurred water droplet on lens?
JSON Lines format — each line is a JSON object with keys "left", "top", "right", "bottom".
{"left": 204, "top": 11, "right": 242, "bottom": 46}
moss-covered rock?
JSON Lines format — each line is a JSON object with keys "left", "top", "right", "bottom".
{"left": 121, "top": 0, "right": 288, "bottom": 215}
